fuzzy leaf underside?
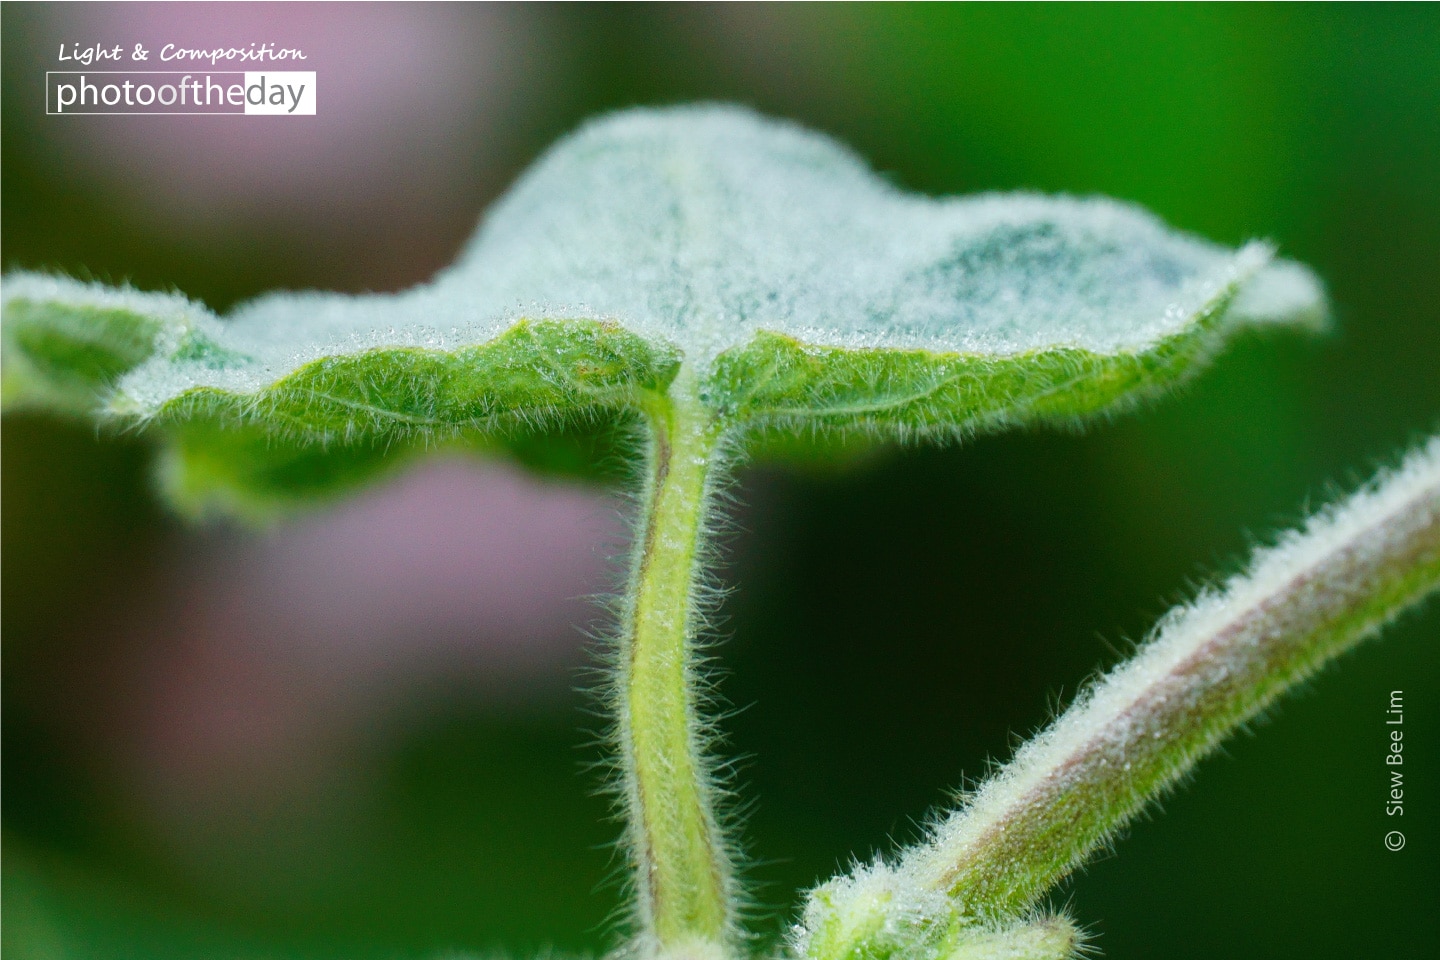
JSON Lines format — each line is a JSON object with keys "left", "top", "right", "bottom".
{"left": 1, "top": 296, "right": 168, "bottom": 413}
{"left": 143, "top": 319, "right": 681, "bottom": 516}
{"left": 713, "top": 279, "right": 1248, "bottom": 441}
{"left": 2, "top": 106, "right": 1324, "bottom": 514}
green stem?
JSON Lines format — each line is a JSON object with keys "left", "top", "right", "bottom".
{"left": 798, "top": 436, "right": 1440, "bottom": 960}
{"left": 621, "top": 368, "right": 733, "bottom": 958}
{"left": 909, "top": 436, "right": 1440, "bottom": 917}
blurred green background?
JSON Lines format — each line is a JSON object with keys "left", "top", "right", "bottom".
{"left": 4, "top": 3, "right": 1438, "bottom": 959}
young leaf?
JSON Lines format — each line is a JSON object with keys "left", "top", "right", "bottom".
{"left": 4, "top": 105, "right": 1321, "bottom": 515}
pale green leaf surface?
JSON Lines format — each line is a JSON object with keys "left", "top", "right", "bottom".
{"left": 3, "top": 105, "right": 1323, "bottom": 510}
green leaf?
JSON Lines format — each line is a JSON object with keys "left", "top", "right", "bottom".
{"left": 2, "top": 105, "right": 1323, "bottom": 514}
{"left": 0, "top": 279, "right": 196, "bottom": 414}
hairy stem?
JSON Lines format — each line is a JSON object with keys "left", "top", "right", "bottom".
{"left": 621, "top": 369, "right": 733, "bottom": 958}
{"left": 800, "top": 436, "right": 1440, "bottom": 960}
{"left": 909, "top": 435, "right": 1440, "bottom": 917}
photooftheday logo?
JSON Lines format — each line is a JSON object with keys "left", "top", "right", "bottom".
{"left": 47, "top": 71, "right": 315, "bottom": 115}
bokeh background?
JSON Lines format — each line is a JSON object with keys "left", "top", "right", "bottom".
{"left": 4, "top": 4, "right": 1438, "bottom": 958}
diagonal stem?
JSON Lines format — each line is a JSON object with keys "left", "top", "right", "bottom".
{"left": 910, "top": 434, "right": 1440, "bottom": 918}
{"left": 799, "top": 435, "right": 1440, "bottom": 960}
{"left": 619, "top": 368, "right": 734, "bottom": 959}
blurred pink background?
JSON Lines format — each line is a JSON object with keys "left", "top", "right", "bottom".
{"left": 32, "top": 2, "right": 550, "bottom": 288}
{"left": 15, "top": 1, "right": 630, "bottom": 866}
